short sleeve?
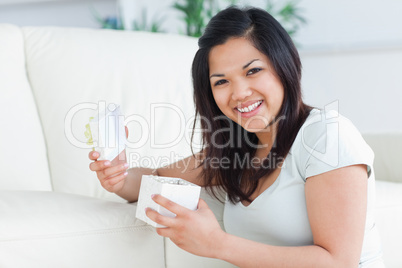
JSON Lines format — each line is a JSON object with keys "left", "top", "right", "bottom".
{"left": 297, "top": 109, "right": 374, "bottom": 181}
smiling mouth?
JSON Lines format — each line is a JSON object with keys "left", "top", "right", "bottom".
{"left": 236, "top": 100, "right": 263, "bottom": 113}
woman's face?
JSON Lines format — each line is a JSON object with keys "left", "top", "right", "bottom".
{"left": 208, "top": 37, "right": 284, "bottom": 135}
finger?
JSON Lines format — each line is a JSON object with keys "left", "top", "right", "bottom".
{"left": 151, "top": 194, "right": 188, "bottom": 215}
{"left": 103, "top": 170, "right": 128, "bottom": 187}
{"left": 156, "top": 227, "right": 174, "bottom": 238}
{"left": 145, "top": 207, "right": 176, "bottom": 228}
{"left": 89, "top": 160, "right": 111, "bottom": 171}
{"left": 102, "top": 163, "right": 129, "bottom": 178}
{"left": 125, "top": 126, "right": 129, "bottom": 139}
{"left": 88, "top": 151, "right": 100, "bottom": 161}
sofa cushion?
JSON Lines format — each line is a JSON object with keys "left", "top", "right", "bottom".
{"left": 0, "top": 191, "right": 164, "bottom": 268}
{"left": 22, "top": 26, "right": 199, "bottom": 201}
{"left": 0, "top": 24, "right": 52, "bottom": 191}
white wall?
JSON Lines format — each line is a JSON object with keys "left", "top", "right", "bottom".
{"left": 300, "top": 47, "right": 402, "bottom": 133}
{"left": 295, "top": 0, "right": 402, "bottom": 50}
{"left": 0, "top": 0, "right": 117, "bottom": 28}
{"left": 295, "top": 0, "right": 402, "bottom": 133}
{"left": 0, "top": 0, "right": 401, "bottom": 133}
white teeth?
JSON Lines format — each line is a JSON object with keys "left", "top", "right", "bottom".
{"left": 237, "top": 100, "right": 262, "bottom": 113}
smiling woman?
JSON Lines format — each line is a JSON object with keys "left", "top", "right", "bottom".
{"left": 88, "top": 6, "right": 384, "bottom": 268}
{"left": 192, "top": 7, "right": 312, "bottom": 204}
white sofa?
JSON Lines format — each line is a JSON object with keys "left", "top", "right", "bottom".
{"left": 0, "top": 24, "right": 401, "bottom": 268}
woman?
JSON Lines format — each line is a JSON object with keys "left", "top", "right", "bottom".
{"left": 89, "top": 6, "right": 383, "bottom": 267}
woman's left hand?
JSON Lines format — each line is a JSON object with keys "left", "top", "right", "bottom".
{"left": 145, "top": 194, "right": 225, "bottom": 258}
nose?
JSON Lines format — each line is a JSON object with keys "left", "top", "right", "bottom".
{"left": 231, "top": 80, "right": 252, "bottom": 101}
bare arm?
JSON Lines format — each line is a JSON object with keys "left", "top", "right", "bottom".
{"left": 216, "top": 164, "right": 368, "bottom": 267}
{"left": 89, "top": 150, "right": 205, "bottom": 203}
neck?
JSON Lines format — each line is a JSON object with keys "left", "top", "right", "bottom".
{"left": 255, "top": 121, "right": 278, "bottom": 154}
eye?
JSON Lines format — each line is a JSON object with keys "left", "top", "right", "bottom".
{"left": 247, "top": 67, "right": 262, "bottom": 76}
{"left": 214, "top": 79, "right": 228, "bottom": 86}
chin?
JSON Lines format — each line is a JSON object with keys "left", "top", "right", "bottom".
{"left": 243, "top": 124, "right": 269, "bottom": 133}
{"left": 241, "top": 117, "right": 270, "bottom": 130}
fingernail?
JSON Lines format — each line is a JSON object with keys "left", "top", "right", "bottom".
{"left": 104, "top": 161, "right": 111, "bottom": 166}
{"left": 151, "top": 194, "right": 156, "bottom": 199}
{"left": 123, "top": 163, "right": 129, "bottom": 168}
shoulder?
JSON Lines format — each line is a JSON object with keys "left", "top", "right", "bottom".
{"left": 299, "top": 108, "right": 358, "bottom": 143}
{"left": 290, "top": 109, "right": 374, "bottom": 180}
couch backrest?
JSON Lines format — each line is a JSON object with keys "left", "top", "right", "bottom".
{"left": 21, "top": 26, "right": 199, "bottom": 201}
{"left": 0, "top": 24, "right": 52, "bottom": 191}
{"left": 363, "top": 133, "right": 402, "bottom": 184}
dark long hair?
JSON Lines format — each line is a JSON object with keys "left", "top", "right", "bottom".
{"left": 191, "top": 6, "right": 312, "bottom": 203}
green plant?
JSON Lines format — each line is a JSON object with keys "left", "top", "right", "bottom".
{"left": 133, "top": 8, "right": 165, "bottom": 32}
{"left": 91, "top": 6, "right": 164, "bottom": 32}
{"left": 172, "top": 0, "right": 306, "bottom": 38}
{"left": 173, "top": 0, "right": 218, "bottom": 37}
{"left": 92, "top": 0, "right": 306, "bottom": 38}
{"left": 91, "top": 6, "right": 124, "bottom": 30}
{"left": 265, "top": 0, "right": 306, "bottom": 37}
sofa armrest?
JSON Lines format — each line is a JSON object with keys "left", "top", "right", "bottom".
{"left": 375, "top": 181, "right": 402, "bottom": 268}
{"left": 0, "top": 191, "right": 164, "bottom": 268}
{"left": 363, "top": 133, "right": 402, "bottom": 183}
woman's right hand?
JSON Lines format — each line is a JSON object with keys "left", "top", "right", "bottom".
{"left": 88, "top": 126, "right": 129, "bottom": 193}
{"left": 89, "top": 150, "right": 129, "bottom": 193}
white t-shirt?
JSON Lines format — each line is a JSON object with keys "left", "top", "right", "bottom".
{"left": 224, "top": 108, "right": 383, "bottom": 266}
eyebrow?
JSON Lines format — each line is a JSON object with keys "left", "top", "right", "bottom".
{"left": 209, "top": 59, "right": 260, "bottom": 79}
